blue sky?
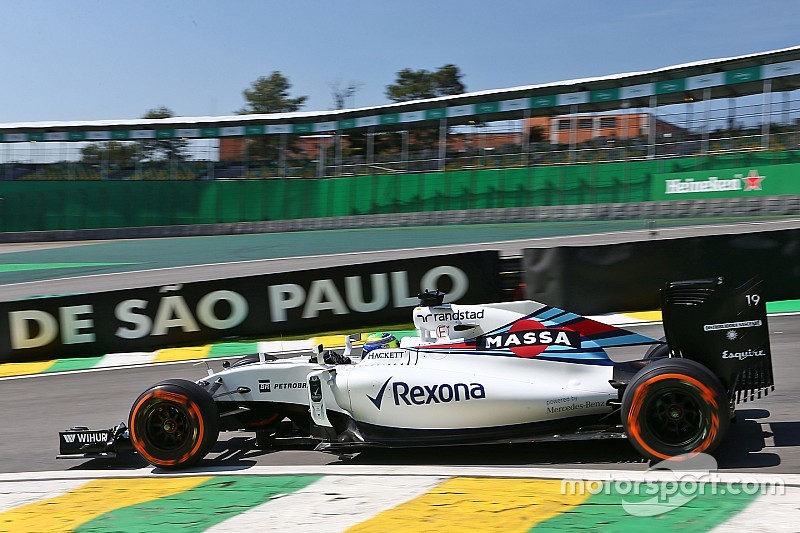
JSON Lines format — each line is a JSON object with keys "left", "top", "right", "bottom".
{"left": 1, "top": 0, "right": 798, "bottom": 124}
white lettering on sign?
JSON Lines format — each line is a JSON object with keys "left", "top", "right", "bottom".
{"left": 267, "top": 267, "right": 471, "bottom": 322}
{"left": 9, "top": 305, "right": 96, "bottom": 349}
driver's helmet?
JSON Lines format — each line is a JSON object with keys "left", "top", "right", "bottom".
{"left": 362, "top": 332, "right": 399, "bottom": 354}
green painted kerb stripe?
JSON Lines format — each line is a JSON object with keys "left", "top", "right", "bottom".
{"left": 0, "top": 262, "right": 139, "bottom": 273}
{"left": 209, "top": 341, "right": 260, "bottom": 358}
{"left": 74, "top": 475, "right": 321, "bottom": 533}
{"left": 767, "top": 299, "right": 800, "bottom": 313}
{"left": 46, "top": 356, "right": 104, "bottom": 373}
{"left": 531, "top": 482, "right": 758, "bottom": 531}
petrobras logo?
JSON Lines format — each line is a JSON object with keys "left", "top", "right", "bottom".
{"left": 367, "top": 377, "right": 486, "bottom": 409}
{"left": 665, "top": 170, "right": 765, "bottom": 195}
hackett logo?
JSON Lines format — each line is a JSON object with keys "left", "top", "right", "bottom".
{"left": 665, "top": 170, "right": 765, "bottom": 194}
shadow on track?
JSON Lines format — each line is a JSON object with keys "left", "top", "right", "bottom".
{"left": 68, "top": 409, "right": 798, "bottom": 472}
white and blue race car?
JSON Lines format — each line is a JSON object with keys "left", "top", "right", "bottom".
{"left": 60, "top": 277, "right": 774, "bottom": 469}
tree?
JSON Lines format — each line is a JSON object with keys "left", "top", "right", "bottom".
{"left": 80, "top": 141, "right": 138, "bottom": 167}
{"left": 238, "top": 72, "right": 308, "bottom": 162}
{"left": 384, "top": 64, "right": 467, "bottom": 156}
{"left": 238, "top": 71, "right": 307, "bottom": 114}
{"left": 140, "top": 106, "right": 188, "bottom": 162}
{"left": 385, "top": 64, "right": 466, "bottom": 102}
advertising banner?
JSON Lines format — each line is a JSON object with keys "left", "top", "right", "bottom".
{"left": 650, "top": 163, "right": 800, "bottom": 201}
{"left": 0, "top": 252, "right": 501, "bottom": 363}
{"left": 523, "top": 229, "right": 800, "bottom": 314}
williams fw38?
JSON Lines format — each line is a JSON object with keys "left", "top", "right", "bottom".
{"left": 59, "top": 277, "right": 774, "bottom": 469}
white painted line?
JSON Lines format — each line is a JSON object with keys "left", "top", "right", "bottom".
{"left": 0, "top": 479, "right": 87, "bottom": 512}
{"left": 762, "top": 423, "right": 776, "bottom": 447}
{"left": 7, "top": 218, "right": 799, "bottom": 292}
{"left": 207, "top": 475, "right": 446, "bottom": 533}
{"left": 259, "top": 340, "right": 312, "bottom": 354}
{"left": 93, "top": 351, "right": 156, "bottom": 368}
{"left": 711, "top": 487, "right": 800, "bottom": 532}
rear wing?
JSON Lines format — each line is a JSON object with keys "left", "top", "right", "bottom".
{"left": 661, "top": 277, "right": 774, "bottom": 403}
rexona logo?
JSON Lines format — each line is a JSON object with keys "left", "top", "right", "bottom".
{"left": 480, "top": 319, "right": 581, "bottom": 358}
{"left": 367, "top": 376, "right": 486, "bottom": 409}
{"left": 665, "top": 170, "right": 765, "bottom": 195}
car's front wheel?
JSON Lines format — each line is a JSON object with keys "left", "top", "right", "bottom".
{"left": 129, "top": 379, "right": 219, "bottom": 469}
{"left": 622, "top": 358, "right": 729, "bottom": 461}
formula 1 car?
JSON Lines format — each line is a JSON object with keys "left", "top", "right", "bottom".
{"left": 59, "top": 277, "right": 774, "bottom": 469}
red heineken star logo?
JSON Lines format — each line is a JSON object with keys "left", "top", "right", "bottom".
{"left": 743, "top": 170, "right": 765, "bottom": 191}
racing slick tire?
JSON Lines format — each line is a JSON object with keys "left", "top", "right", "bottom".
{"left": 622, "top": 358, "right": 729, "bottom": 462}
{"left": 129, "top": 379, "right": 219, "bottom": 469}
{"left": 643, "top": 337, "right": 669, "bottom": 360}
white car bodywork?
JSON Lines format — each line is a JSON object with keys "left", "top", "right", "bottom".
{"left": 204, "top": 299, "right": 659, "bottom": 446}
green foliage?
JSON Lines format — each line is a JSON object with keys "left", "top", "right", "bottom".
{"left": 238, "top": 71, "right": 309, "bottom": 160}
{"left": 385, "top": 64, "right": 466, "bottom": 102}
{"left": 238, "top": 71, "right": 308, "bottom": 114}
{"left": 80, "top": 141, "right": 138, "bottom": 166}
{"left": 140, "top": 106, "right": 188, "bottom": 162}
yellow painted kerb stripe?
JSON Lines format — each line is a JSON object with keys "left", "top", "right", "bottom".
{"left": 153, "top": 345, "right": 212, "bottom": 363}
{"left": 347, "top": 477, "right": 592, "bottom": 533}
{"left": 312, "top": 334, "right": 350, "bottom": 349}
{"left": 622, "top": 310, "right": 663, "bottom": 322}
{"left": 0, "top": 360, "right": 56, "bottom": 378}
{"left": 0, "top": 476, "right": 211, "bottom": 533}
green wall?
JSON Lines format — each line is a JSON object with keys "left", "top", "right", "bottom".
{"left": 1, "top": 151, "right": 798, "bottom": 233}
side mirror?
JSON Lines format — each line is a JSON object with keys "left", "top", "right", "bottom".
{"left": 344, "top": 333, "right": 362, "bottom": 358}
{"left": 312, "top": 343, "right": 324, "bottom": 365}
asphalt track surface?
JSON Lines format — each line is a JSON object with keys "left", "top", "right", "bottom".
{"left": 1, "top": 216, "right": 799, "bottom": 301}
{"left": 0, "top": 217, "right": 798, "bottom": 475}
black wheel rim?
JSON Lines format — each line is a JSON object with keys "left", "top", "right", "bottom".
{"left": 143, "top": 402, "right": 193, "bottom": 451}
{"left": 643, "top": 386, "right": 706, "bottom": 448}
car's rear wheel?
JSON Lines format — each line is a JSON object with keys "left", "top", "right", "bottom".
{"left": 129, "top": 379, "right": 219, "bottom": 469}
{"left": 643, "top": 337, "right": 669, "bottom": 359}
{"left": 622, "top": 358, "right": 729, "bottom": 461}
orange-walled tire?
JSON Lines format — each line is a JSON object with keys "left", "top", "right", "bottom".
{"left": 622, "top": 358, "right": 729, "bottom": 462}
{"left": 129, "top": 379, "right": 219, "bottom": 469}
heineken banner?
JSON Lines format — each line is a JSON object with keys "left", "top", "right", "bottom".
{"left": 651, "top": 163, "right": 800, "bottom": 201}
{"left": 0, "top": 251, "right": 501, "bottom": 363}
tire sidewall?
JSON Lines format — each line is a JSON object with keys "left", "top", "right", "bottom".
{"left": 622, "top": 358, "right": 729, "bottom": 461}
{"left": 129, "top": 379, "right": 219, "bottom": 469}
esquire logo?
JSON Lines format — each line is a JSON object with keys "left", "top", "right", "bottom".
{"left": 367, "top": 377, "right": 486, "bottom": 409}
{"left": 722, "top": 349, "right": 766, "bottom": 361}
